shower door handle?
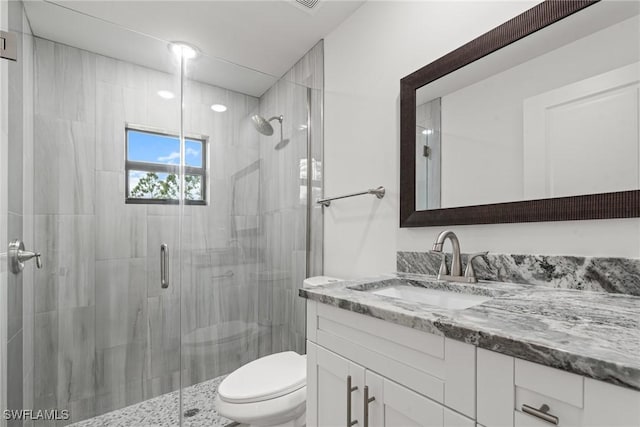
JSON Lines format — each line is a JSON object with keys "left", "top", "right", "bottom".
{"left": 160, "top": 243, "right": 169, "bottom": 289}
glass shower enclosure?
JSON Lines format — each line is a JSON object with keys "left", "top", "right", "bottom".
{"left": 0, "top": 1, "right": 323, "bottom": 425}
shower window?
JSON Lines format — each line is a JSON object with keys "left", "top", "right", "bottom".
{"left": 125, "top": 125, "right": 207, "bottom": 204}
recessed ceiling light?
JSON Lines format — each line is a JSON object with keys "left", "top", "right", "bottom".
{"left": 157, "top": 90, "right": 175, "bottom": 99}
{"left": 169, "top": 42, "right": 198, "bottom": 60}
{"left": 211, "top": 104, "right": 227, "bottom": 112}
{"left": 422, "top": 129, "right": 433, "bottom": 135}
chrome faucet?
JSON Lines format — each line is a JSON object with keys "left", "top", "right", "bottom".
{"left": 431, "top": 230, "right": 487, "bottom": 283}
{"left": 432, "top": 230, "right": 462, "bottom": 277}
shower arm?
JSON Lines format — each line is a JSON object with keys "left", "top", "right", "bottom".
{"left": 268, "top": 115, "right": 284, "bottom": 141}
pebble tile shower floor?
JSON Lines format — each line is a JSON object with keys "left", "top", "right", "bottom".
{"left": 69, "top": 375, "right": 240, "bottom": 427}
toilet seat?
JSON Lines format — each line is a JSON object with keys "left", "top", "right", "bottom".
{"left": 215, "top": 384, "right": 306, "bottom": 426}
{"left": 216, "top": 352, "right": 307, "bottom": 427}
{"left": 218, "top": 351, "right": 306, "bottom": 404}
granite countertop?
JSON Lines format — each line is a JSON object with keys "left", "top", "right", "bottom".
{"left": 299, "top": 273, "right": 640, "bottom": 391}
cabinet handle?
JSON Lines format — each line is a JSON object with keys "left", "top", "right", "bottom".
{"left": 346, "top": 375, "right": 358, "bottom": 426}
{"left": 522, "top": 404, "right": 559, "bottom": 425}
{"left": 363, "top": 385, "right": 375, "bottom": 427}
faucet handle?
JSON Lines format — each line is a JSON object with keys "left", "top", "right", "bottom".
{"left": 18, "top": 250, "right": 42, "bottom": 268}
{"left": 8, "top": 239, "right": 43, "bottom": 274}
{"left": 464, "top": 252, "right": 488, "bottom": 283}
{"left": 429, "top": 250, "right": 448, "bottom": 277}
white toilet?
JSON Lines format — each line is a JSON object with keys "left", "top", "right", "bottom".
{"left": 215, "top": 276, "right": 342, "bottom": 427}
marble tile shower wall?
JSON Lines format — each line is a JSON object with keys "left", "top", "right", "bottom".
{"left": 32, "top": 36, "right": 263, "bottom": 425}
{"left": 257, "top": 41, "right": 323, "bottom": 356}
{"left": 6, "top": 2, "right": 35, "bottom": 426}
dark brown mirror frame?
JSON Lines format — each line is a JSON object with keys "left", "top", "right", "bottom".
{"left": 399, "top": 0, "right": 640, "bottom": 227}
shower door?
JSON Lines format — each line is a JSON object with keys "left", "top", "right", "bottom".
{"left": 177, "top": 49, "right": 270, "bottom": 421}
{"left": 19, "top": 2, "right": 187, "bottom": 424}
{"left": 178, "top": 41, "right": 324, "bottom": 425}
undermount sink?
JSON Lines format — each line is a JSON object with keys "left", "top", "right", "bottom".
{"left": 371, "top": 285, "right": 492, "bottom": 310}
{"left": 348, "top": 278, "right": 502, "bottom": 310}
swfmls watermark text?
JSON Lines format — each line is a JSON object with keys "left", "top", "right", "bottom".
{"left": 3, "top": 409, "right": 70, "bottom": 421}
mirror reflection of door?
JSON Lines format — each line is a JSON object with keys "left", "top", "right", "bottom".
{"left": 523, "top": 63, "right": 639, "bottom": 199}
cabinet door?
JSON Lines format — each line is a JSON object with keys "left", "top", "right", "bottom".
{"left": 380, "top": 378, "right": 444, "bottom": 427}
{"left": 477, "top": 348, "right": 514, "bottom": 427}
{"left": 307, "top": 341, "right": 365, "bottom": 427}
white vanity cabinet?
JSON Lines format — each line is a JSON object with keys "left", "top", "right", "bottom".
{"left": 306, "top": 300, "right": 640, "bottom": 427}
{"left": 477, "top": 348, "right": 640, "bottom": 427}
{"left": 306, "top": 301, "right": 476, "bottom": 427}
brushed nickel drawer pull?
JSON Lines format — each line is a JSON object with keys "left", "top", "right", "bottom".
{"left": 363, "top": 385, "right": 375, "bottom": 427}
{"left": 347, "top": 375, "right": 358, "bottom": 426}
{"left": 522, "top": 404, "right": 559, "bottom": 425}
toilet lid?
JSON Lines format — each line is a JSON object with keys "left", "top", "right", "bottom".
{"left": 218, "top": 351, "right": 306, "bottom": 404}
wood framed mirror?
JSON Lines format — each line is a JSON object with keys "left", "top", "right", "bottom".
{"left": 400, "top": 0, "right": 640, "bottom": 227}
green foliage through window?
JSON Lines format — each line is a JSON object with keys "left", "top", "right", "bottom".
{"left": 129, "top": 173, "right": 201, "bottom": 200}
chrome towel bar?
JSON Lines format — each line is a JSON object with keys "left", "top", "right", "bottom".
{"left": 317, "top": 186, "right": 385, "bottom": 207}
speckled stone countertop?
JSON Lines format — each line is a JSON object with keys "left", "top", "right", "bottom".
{"left": 299, "top": 274, "right": 640, "bottom": 391}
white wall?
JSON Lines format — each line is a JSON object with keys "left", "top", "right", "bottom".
{"left": 324, "top": 1, "right": 640, "bottom": 279}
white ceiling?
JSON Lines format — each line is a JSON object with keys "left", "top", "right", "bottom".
{"left": 24, "top": 0, "right": 365, "bottom": 96}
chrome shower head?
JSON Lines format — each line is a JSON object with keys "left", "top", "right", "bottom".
{"left": 251, "top": 114, "right": 284, "bottom": 137}
{"left": 251, "top": 114, "right": 288, "bottom": 149}
{"left": 251, "top": 114, "right": 274, "bottom": 136}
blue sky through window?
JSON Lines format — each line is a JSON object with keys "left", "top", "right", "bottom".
{"left": 127, "top": 129, "right": 203, "bottom": 167}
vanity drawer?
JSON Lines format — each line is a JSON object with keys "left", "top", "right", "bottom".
{"left": 515, "top": 387, "right": 583, "bottom": 426}
{"left": 513, "top": 375, "right": 640, "bottom": 427}
{"left": 480, "top": 349, "right": 640, "bottom": 427}
{"left": 515, "top": 359, "right": 583, "bottom": 408}
{"left": 514, "top": 359, "right": 584, "bottom": 426}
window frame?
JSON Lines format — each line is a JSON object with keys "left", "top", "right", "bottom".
{"left": 124, "top": 124, "right": 208, "bottom": 205}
